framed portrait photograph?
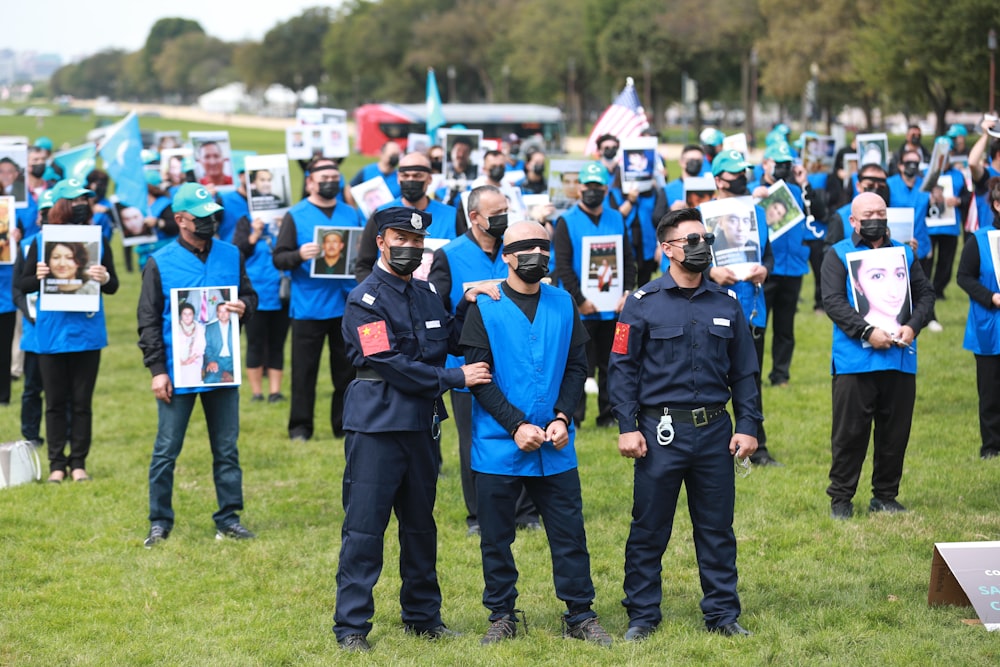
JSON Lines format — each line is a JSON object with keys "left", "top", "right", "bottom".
{"left": 0, "top": 196, "right": 15, "bottom": 264}
{"left": 39, "top": 223, "right": 103, "bottom": 312}
{"left": 296, "top": 107, "right": 347, "bottom": 126}
{"left": 407, "top": 133, "right": 432, "bottom": 155}
{"left": 118, "top": 203, "right": 158, "bottom": 247}
{"left": 170, "top": 286, "right": 241, "bottom": 388}
{"left": 440, "top": 129, "right": 483, "bottom": 184}
{"left": 547, "top": 159, "right": 587, "bottom": 215}
{"left": 414, "top": 237, "right": 448, "bottom": 283}
{"left": 311, "top": 226, "right": 364, "bottom": 279}
{"left": 887, "top": 207, "right": 914, "bottom": 244}
{"left": 0, "top": 144, "right": 29, "bottom": 209}
{"left": 160, "top": 147, "right": 193, "bottom": 190}
{"left": 245, "top": 154, "right": 292, "bottom": 234}
{"left": 683, "top": 175, "right": 716, "bottom": 208}
{"left": 856, "top": 133, "right": 890, "bottom": 171}
{"left": 722, "top": 132, "right": 749, "bottom": 159}
{"left": 802, "top": 135, "right": 836, "bottom": 174}
{"left": 154, "top": 131, "right": 182, "bottom": 154}
{"left": 189, "top": 131, "right": 235, "bottom": 191}
{"left": 927, "top": 177, "right": 956, "bottom": 228}
{"left": 621, "top": 136, "right": 658, "bottom": 194}
{"left": 352, "top": 177, "right": 395, "bottom": 220}
{"left": 701, "top": 198, "right": 761, "bottom": 280}
{"left": 580, "top": 234, "right": 623, "bottom": 311}
{"left": 759, "top": 180, "right": 805, "bottom": 240}
{"left": 846, "top": 246, "right": 911, "bottom": 338}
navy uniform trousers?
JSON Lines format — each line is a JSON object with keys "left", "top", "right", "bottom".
{"left": 623, "top": 413, "right": 740, "bottom": 629}
{"left": 333, "top": 429, "right": 442, "bottom": 640}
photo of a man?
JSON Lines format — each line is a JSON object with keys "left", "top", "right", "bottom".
{"left": 203, "top": 302, "right": 236, "bottom": 384}
{"left": 190, "top": 132, "right": 234, "bottom": 188}
{"left": 315, "top": 229, "right": 347, "bottom": 275}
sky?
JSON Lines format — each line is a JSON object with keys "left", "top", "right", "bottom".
{"left": 7, "top": 1, "right": 343, "bottom": 63}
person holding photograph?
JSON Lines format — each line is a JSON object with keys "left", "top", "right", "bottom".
{"left": 273, "top": 157, "right": 363, "bottom": 442}
{"left": 196, "top": 141, "right": 232, "bottom": 187}
{"left": 957, "top": 177, "right": 1000, "bottom": 460}
{"left": 43, "top": 241, "right": 99, "bottom": 295}
{"left": 137, "top": 182, "right": 257, "bottom": 547}
{"left": 924, "top": 137, "right": 964, "bottom": 326}
{"left": 174, "top": 302, "right": 206, "bottom": 387}
{"left": 250, "top": 169, "right": 285, "bottom": 208}
{"left": 665, "top": 145, "right": 707, "bottom": 209}
{"left": 821, "top": 191, "right": 934, "bottom": 519}
{"left": 19, "top": 178, "right": 118, "bottom": 484}
{"left": 203, "top": 302, "right": 236, "bottom": 384}
{"left": 0, "top": 220, "right": 19, "bottom": 407}
{"left": 518, "top": 147, "right": 548, "bottom": 195}
{"left": 349, "top": 141, "right": 402, "bottom": 199}
{"left": 850, "top": 251, "right": 912, "bottom": 335}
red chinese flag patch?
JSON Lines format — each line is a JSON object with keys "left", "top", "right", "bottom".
{"left": 612, "top": 322, "right": 630, "bottom": 354}
{"left": 358, "top": 320, "right": 391, "bottom": 356}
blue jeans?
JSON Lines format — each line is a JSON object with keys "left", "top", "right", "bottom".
{"left": 148, "top": 388, "right": 243, "bottom": 531}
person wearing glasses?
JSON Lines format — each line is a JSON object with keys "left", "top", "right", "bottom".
{"left": 608, "top": 207, "right": 761, "bottom": 642}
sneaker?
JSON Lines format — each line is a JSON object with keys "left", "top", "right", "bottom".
{"left": 624, "top": 625, "right": 656, "bottom": 642}
{"left": 927, "top": 319, "right": 943, "bottom": 332}
{"left": 982, "top": 450, "right": 999, "bottom": 460}
{"left": 404, "top": 624, "right": 461, "bottom": 640}
{"left": 564, "top": 616, "right": 612, "bottom": 647}
{"left": 268, "top": 393, "right": 286, "bottom": 403}
{"left": 869, "top": 498, "right": 907, "bottom": 514}
{"left": 584, "top": 378, "right": 599, "bottom": 395}
{"left": 144, "top": 525, "right": 170, "bottom": 548}
{"left": 830, "top": 499, "right": 853, "bottom": 520}
{"left": 750, "top": 452, "right": 784, "bottom": 467}
{"left": 338, "top": 634, "right": 371, "bottom": 652}
{"left": 467, "top": 523, "right": 481, "bottom": 537}
{"left": 250, "top": 394, "right": 265, "bottom": 402}
{"left": 481, "top": 614, "right": 519, "bottom": 645}
{"left": 216, "top": 523, "right": 256, "bottom": 540}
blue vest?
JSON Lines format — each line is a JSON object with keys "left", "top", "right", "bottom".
{"left": 16, "top": 193, "right": 39, "bottom": 239}
{"left": 18, "top": 235, "right": 38, "bottom": 353}
{"left": 887, "top": 174, "right": 931, "bottom": 259}
{"left": 378, "top": 197, "right": 457, "bottom": 240}
{"left": 836, "top": 202, "right": 853, "bottom": 239}
{"left": 624, "top": 191, "right": 659, "bottom": 262}
{"left": 829, "top": 238, "right": 918, "bottom": 375}
{"left": 974, "top": 166, "right": 1000, "bottom": 233}
{"left": 33, "top": 238, "right": 109, "bottom": 355}
{"left": 471, "top": 283, "right": 577, "bottom": 476}
{"left": 0, "top": 264, "right": 13, "bottom": 314}
{"left": 217, "top": 190, "right": 249, "bottom": 243}
{"left": 287, "top": 199, "right": 362, "bottom": 320}
{"left": 563, "top": 204, "right": 628, "bottom": 321}
{"left": 154, "top": 240, "right": 241, "bottom": 395}
{"left": 665, "top": 178, "right": 685, "bottom": 207}
{"left": 245, "top": 233, "right": 284, "bottom": 312}
{"left": 963, "top": 226, "right": 1000, "bottom": 355}
{"left": 357, "top": 163, "right": 400, "bottom": 198}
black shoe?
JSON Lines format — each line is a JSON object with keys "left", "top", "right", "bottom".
{"left": 338, "top": 634, "right": 371, "bottom": 652}
{"left": 563, "top": 616, "right": 612, "bottom": 646}
{"left": 268, "top": 393, "right": 286, "bottom": 403}
{"left": 216, "top": 522, "right": 256, "bottom": 540}
{"left": 624, "top": 625, "right": 656, "bottom": 642}
{"left": 481, "top": 613, "right": 519, "bottom": 645}
{"left": 289, "top": 432, "right": 309, "bottom": 443}
{"left": 595, "top": 415, "right": 616, "bottom": 428}
{"left": 144, "top": 525, "right": 170, "bottom": 548}
{"left": 708, "top": 621, "right": 752, "bottom": 636}
{"left": 516, "top": 520, "right": 542, "bottom": 531}
{"left": 750, "top": 452, "right": 784, "bottom": 467}
{"left": 467, "top": 523, "right": 481, "bottom": 537}
{"left": 830, "top": 499, "right": 853, "bottom": 520}
{"left": 982, "top": 450, "right": 999, "bottom": 460}
{"left": 404, "top": 624, "right": 461, "bottom": 640}
{"left": 869, "top": 498, "right": 907, "bottom": 514}
{"left": 250, "top": 394, "right": 264, "bottom": 402}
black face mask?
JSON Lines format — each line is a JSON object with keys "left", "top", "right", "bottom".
{"left": 723, "top": 174, "right": 749, "bottom": 196}
{"left": 400, "top": 180, "right": 426, "bottom": 203}
{"left": 70, "top": 203, "right": 91, "bottom": 224}
{"left": 581, "top": 188, "right": 605, "bottom": 209}
{"left": 859, "top": 218, "right": 888, "bottom": 242}
{"left": 602, "top": 147, "right": 618, "bottom": 161}
{"left": 488, "top": 165, "right": 506, "bottom": 183}
{"left": 772, "top": 163, "right": 792, "bottom": 182}
{"left": 513, "top": 252, "right": 549, "bottom": 283}
{"left": 684, "top": 159, "right": 702, "bottom": 177}
{"left": 532, "top": 163, "right": 545, "bottom": 177}
{"left": 387, "top": 154, "right": 400, "bottom": 168}
{"left": 317, "top": 181, "right": 340, "bottom": 201}
{"left": 483, "top": 213, "right": 508, "bottom": 240}
{"left": 678, "top": 242, "right": 713, "bottom": 273}
{"left": 902, "top": 162, "right": 920, "bottom": 178}
{"left": 430, "top": 159, "right": 443, "bottom": 172}
{"left": 30, "top": 163, "right": 46, "bottom": 179}
{"left": 386, "top": 244, "right": 423, "bottom": 276}
{"left": 193, "top": 215, "right": 217, "bottom": 240}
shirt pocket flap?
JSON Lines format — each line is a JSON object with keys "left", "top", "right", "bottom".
{"left": 649, "top": 325, "right": 684, "bottom": 340}
{"left": 708, "top": 324, "right": 734, "bottom": 339}
{"left": 424, "top": 326, "right": 450, "bottom": 341}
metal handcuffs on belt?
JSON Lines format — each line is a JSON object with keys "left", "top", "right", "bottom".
{"left": 656, "top": 409, "right": 674, "bottom": 446}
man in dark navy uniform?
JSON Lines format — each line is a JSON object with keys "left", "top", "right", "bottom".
{"left": 608, "top": 207, "right": 761, "bottom": 641}
{"left": 332, "top": 207, "right": 492, "bottom": 653}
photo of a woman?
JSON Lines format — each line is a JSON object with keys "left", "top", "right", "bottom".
{"left": 43, "top": 241, "right": 99, "bottom": 295}
{"left": 175, "top": 302, "right": 206, "bottom": 388}
{"left": 849, "top": 248, "right": 912, "bottom": 337}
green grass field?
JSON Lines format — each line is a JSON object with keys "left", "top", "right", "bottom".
{"left": 1, "top": 114, "right": 999, "bottom": 665}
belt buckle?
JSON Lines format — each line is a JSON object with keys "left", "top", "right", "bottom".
{"left": 692, "top": 407, "right": 708, "bottom": 427}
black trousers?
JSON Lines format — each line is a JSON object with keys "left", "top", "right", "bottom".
{"left": 21, "top": 351, "right": 44, "bottom": 442}
{"left": 245, "top": 306, "right": 290, "bottom": 370}
{"left": 576, "top": 319, "right": 615, "bottom": 425}
{"left": 38, "top": 349, "right": 101, "bottom": 473}
{"left": 750, "top": 324, "right": 768, "bottom": 451}
{"left": 0, "top": 310, "right": 15, "bottom": 404}
{"left": 807, "top": 239, "right": 826, "bottom": 310}
{"left": 827, "top": 371, "right": 915, "bottom": 503}
{"left": 288, "top": 317, "right": 354, "bottom": 439}
{"left": 975, "top": 354, "right": 1000, "bottom": 457}
{"left": 930, "top": 235, "right": 959, "bottom": 299}
{"left": 763, "top": 275, "right": 803, "bottom": 385}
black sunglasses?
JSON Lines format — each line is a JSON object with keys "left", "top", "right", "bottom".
{"left": 666, "top": 233, "right": 715, "bottom": 247}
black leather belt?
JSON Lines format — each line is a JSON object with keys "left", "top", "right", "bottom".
{"left": 639, "top": 404, "right": 727, "bottom": 427}
{"left": 355, "top": 367, "right": 382, "bottom": 381}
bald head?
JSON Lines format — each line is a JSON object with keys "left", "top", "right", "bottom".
{"left": 850, "top": 191, "right": 888, "bottom": 239}
{"left": 504, "top": 220, "right": 549, "bottom": 246}
{"left": 399, "top": 152, "right": 431, "bottom": 170}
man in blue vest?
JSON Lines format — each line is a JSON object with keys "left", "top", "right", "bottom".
{"left": 461, "top": 219, "right": 611, "bottom": 646}
{"left": 272, "top": 158, "right": 363, "bottom": 441}
{"left": 349, "top": 140, "right": 402, "bottom": 199}
{"left": 332, "top": 207, "right": 492, "bottom": 652}
{"left": 137, "top": 183, "right": 258, "bottom": 547}
{"left": 553, "top": 161, "right": 637, "bottom": 427}
{"left": 820, "top": 192, "right": 935, "bottom": 519}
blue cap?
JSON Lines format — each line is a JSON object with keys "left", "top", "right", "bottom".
{"left": 34, "top": 136, "right": 53, "bottom": 151}
{"left": 140, "top": 149, "right": 158, "bottom": 165}
{"left": 579, "top": 161, "right": 610, "bottom": 186}
{"left": 50, "top": 178, "right": 95, "bottom": 201}
{"left": 764, "top": 142, "right": 794, "bottom": 162}
{"left": 374, "top": 206, "right": 431, "bottom": 237}
{"left": 935, "top": 136, "right": 953, "bottom": 150}
{"left": 700, "top": 128, "right": 725, "bottom": 147}
{"left": 38, "top": 188, "right": 56, "bottom": 211}
{"left": 711, "top": 149, "right": 752, "bottom": 176}
{"left": 145, "top": 166, "right": 162, "bottom": 186}
{"left": 947, "top": 124, "right": 968, "bottom": 138}
{"left": 172, "top": 183, "right": 223, "bottom": 217}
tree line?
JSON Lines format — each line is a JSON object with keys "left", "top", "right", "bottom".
{"left": 49, "top": 0, "right": 998, "bottom": 135}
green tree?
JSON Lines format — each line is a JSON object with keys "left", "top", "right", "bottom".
{"left": 250, "top": 8, "right": 335, "bottom": 91}
{"left": 142, "top": 18, "right": 205, "bottom": 99}
{"left": 49, "top": 50, "right": 127, "bottom": 99}
{"left": 153, "top": 33, "right": 234, "bottom": 102}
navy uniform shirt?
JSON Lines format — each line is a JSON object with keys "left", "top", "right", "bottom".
{"left": 341, "top": 261, "right": 467, "bottom": 434}
{"left": 608, "top": 271, "right": 762, "bottom": 437}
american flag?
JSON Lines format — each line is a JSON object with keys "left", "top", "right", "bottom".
{"left": 584, "top": 77, "right": 649, "bottom": 157}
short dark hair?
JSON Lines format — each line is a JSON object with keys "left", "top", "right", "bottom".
{"left": 468, "top": 184, "right": 502, "bottom": 214}
{"left": 484, "top": 150, "right": 504, "bottom": 161}
{"left": 596, "top": 134, "right": 619, "bottom": 148}
{"left": 180, "top": 302, "right": 196, "bottom": 315}
{"left": 989, "top": 139, "right": 1000, "bottom": 161}
{"left": 656, "top": 207, "right": 703, "bottom": 242}
{"left": 681, "top": 144, "right": 704, "bottom": 155}
{"left": 988, "top": 176, "right": 1000, "bottom": 207}
{"left": 859, "top": 163, "right": 887, "bottom": 179}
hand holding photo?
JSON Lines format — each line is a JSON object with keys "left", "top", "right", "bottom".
{"left": 170, "top": 286, "right": 242, "bottom": 388}
{"left": 847, "top": 246, "right": 912, "bottom": 338}
{"left": 759, "top": 180, "right": 805, "bottom": 240}
{"left": 700, "top": 198, "right": 761, "bottom": 279}
{"left": 39, "top": 223, "right": 103, "bottom": 312}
